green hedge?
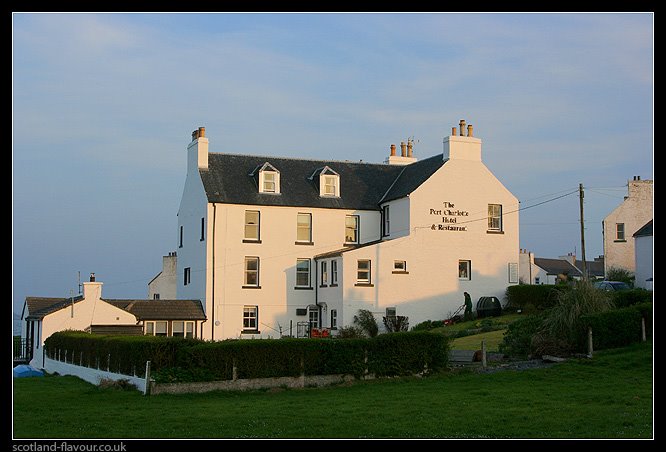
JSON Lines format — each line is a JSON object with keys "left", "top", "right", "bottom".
{"left": 45, "top": 331, "right": 449, "bottom": 383}
{"left": 44, "top": 331, "right": 200, "bottom": 377}
{"left": 580, "top": 302, "right": 652, "bottom": 351}
{"left": 504, "top": 285, "right": 567, "bottom": 313}
{"left": 498, "top": 315, "right": 545, "bottom": 358}
{"left": 611, "top": 289, "right": 653, "bottom": 308}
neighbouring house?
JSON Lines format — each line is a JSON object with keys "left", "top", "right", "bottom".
{"left": 20, "top": 274, "right": 206, "bottom": 368}
{"left": 148, "top": 251, "right": 178, "bottom": 300}
{"left": 633, "top": 220, "right": 653, "bottom": 290}
{"left": 176, "top": 121, "right": 519, "bottom": 340}
{"left": 518, "top": 249, "right": 604, "bottom": 284}
{"left": 602, "top": 176, "right": 653, "bottom": 275}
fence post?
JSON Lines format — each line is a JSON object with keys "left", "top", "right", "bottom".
{"left": 641, "top": 317, "right": 646, "bottom": 342}
{"left": 144, "top": 361, "right": 151, "bottom": 396}
{"left": 363, "top": 349, "right": 369, "bottom": 378}
{"left": 300, "top": 353, "right": 305, "bottom": 388}
{"left": 587, "top": 327, "right": 593, "bottom": 358}
{"left": 481, "top": 340, "right": 487, "bottom": 369}
{"left": 107, "top": 354, "right": 111, "bottom": 372}
{"left": 232, "top": 357, "right": 238, "bottom": 381}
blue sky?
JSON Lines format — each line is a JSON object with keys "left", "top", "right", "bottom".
{"left": 12, "top": 13, "right": 653, "bottom": 330}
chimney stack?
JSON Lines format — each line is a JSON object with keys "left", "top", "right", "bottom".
{"left": 187, "top": 125, "right": 209, "bottom": 171}
{"left": 400, "top": 142, "right": 407, "bottom": 157}
{"left": 442, "top": 119, "right": 482, "bottom": 162}
{"left": 467, "top": 124, "right": 473, "bottom": 137}
{"left": 459, "top": 120, "right": 466, "bottom": 136}
{"left": 390, "top": 144, "right": 396, "bottom": 156}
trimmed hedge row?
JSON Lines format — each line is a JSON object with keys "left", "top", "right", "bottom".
{"left": 45, "top": 331, "right": 450, "bottom": 383}
{"left": 504, "top": 285, "right": 567, "bottom": 313}
{"left": 581, "top": 302, "right": 652, "bottom": 351}
{"left": 611, "top": 289, "right": 653, "bottom": 308}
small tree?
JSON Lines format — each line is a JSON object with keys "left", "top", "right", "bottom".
{"left": 353, "top": 309, "right": 379, "bottom": 337}
{"left": 383, "top": 315, "right": 409, "bottom": 332}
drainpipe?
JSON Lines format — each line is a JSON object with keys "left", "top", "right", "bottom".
{"left": 211, "top": 204, "right": 217, "bottom": 341}
{"left": 314, "top": 259, "right": 320, "bottom": 328}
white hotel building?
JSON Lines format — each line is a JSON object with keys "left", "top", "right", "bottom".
{"left": 177, "top": 121, "right": 519, "bottom": 340}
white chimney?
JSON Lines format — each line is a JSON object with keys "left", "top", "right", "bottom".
{"left": 442, "top": 120, "right": 482, "bottom": 161}
{"left": 187, "top": 126, "right": 209, "bottom": 171}
{"left": 385, "top": 139, "right": 418, "bottom": 165}
{"left": 82, "top": 273, "right": 103, "bottom": 302}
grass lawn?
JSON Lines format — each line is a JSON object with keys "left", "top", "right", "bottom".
{"left": 450, "top": 329, "right": 506, "bottom": 351}
{"left": 12, "top": 341, "right": 652, "bottom": 439}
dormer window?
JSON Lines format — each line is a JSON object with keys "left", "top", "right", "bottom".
{"left": 310, "top": 166, "right": 340, "bottom": 197}
{"left": 250, "top": 162, "right": 281, "bottom": 194}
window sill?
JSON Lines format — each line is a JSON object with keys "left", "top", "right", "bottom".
{"left": 344, "top": 242, "right": 359, "bottom": 246}
{"left": 614, "top": 239, "right": 627, "bottom": 243}
{"left": 241, "top": 330, "right": 261, "bottom": 335}
{"left": 486, "top": 230, "right": 504, "bottom": 235}
{"left": 458, "top": 278, "right": 471, "bottom": 281}
{"left": 392, "top": 271, "right": 409, "bottom": 274}
{"left": 354, "top": 283, "right": 374, "bottom": 287}
{"left": 294, "top": 286, "right": 313, "bottom": 290}
{"left": 295, "top": 241, "right": 315, "bottom": 246}
{"left": 329, "top": 283, "right": 338, "bottom": 287}
{"left": 200, "top": 238, "right": 205, "bottom": 242}
{"left": 242, "top": 285, "right": 262, "bottom": 289}
{"left": 319, "top": 284, "right": 328, "bottom": 288}
{"left": 242, "top": 239, "right": 262, "bottom": 244}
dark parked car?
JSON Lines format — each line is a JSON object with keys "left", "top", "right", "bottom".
{"left": 594, "top": 281, "right": 631, "bottom": 291}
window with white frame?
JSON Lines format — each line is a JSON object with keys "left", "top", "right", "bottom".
{"left": 345, "top": 215, "right": 359, "bottom": 243}
{"left": 172, "top": 321, "right": 185, "bottom": 338}
{"left": 296, "top": 259, "right": 311, "bottom": 288}
{"left": 458, "top": 260, "right": 471, "bottom": 280}
{"left": 393, "top": 260, "right": 407, "bottom": 272}
{"left": 296, "top": 213, "right": 312, "bottom": 243}
{"left": 153, "top": 294, "right": 160, "bottom": 300}
{"left": 315, "top": 167, "right": 340, "bottom": 197}
{"left": 357, "top": 260, "right": 371, "bottom": 284}
{"left": 309, "top": 308, "right": 319, "bottom": 329}
{"left": 616, "top": 223, "right": 625, "bottom": 241}
{"left": 244, "top": 257, "right": 260, "bottom": 287}
{"left": 386, "top": 307, "right": 397, "bottom": 319}
{"left": 488, "top": 204, "right": 503, "bottom": 231}
{"left": 254, "top": 162, "right": 280, "bottom": 194}
{"left": 243, "top": 306, "right": 258, "bottom": 331}
{"left": 262, "top": 171, "right": 277, "bottom": 193}
{"left": 323, "top": 175, "right": 338, "bottom": 196}
{"left": 155, "top": 321, "right": 168, "bottom": 336}
{"left": 244, "top": 210, "right": 260, "bottom": 241}
{"left": 330, "top": 309, "right": 338, "bottom": 330}
{"left": 331, "top": 259, "right": 338, "bottom": 285}
{"left": 321, "top": 261, "right": 328, "bottom": 286}
{"left": 145, "top": 322, "right": 154, "bottom": 335}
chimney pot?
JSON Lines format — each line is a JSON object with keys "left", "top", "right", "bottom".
{"left": 90, "top": 272, "right": 96, "bottom": 282}
{"left": 407, "top": 140, "right": 413, "bottom": 157}
{"left": 400, "top": 141, "right": 407, "bottom": 157}
{"left": 390, "top": 144, "right": 396, "bottom": 156}
{"left": 459, "top": 120, "right": 466, "bottom": 136}
{"left": 452, "top": 127, "right": 457, "bottom": 136}
{"left": 198, "top": 126, "right": 205, "bottom": 138}
{"left": 467, "top": 124, "right": 473, "bottom": 137}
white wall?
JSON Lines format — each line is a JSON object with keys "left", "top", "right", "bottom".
{"left": 42, "top": 357, "right": 148, "bottom": 394}
{"left": 148, "top": 254, "right": 177, "bottom": 299}
{"left": 634, "top": 235, "right": 653, "bottom": 290}
{"left": 603, "top": 180, "right": 653, "bottom": 274}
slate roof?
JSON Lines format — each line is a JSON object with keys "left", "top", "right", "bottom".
{"left": 576, "top": 258, "right": 605, "bottom": 278}
{"left": 104, "top": 299, "right": 206, "bottom": 320}
{"left": 199, "top": 152, "right": 445, "bottom": 210}
{"left": 633, "top": 220, "right": 653, "bottom": 237}
{"left": 534, "top": 258, "right": 583, "bottom": 277}
{"left": 24, "top": 296, "right": 84, "bottom": 320}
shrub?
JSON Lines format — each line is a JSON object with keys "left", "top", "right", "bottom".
{"left": 533, "top": 280, "right": 615, "bottom": 355}
{"left": 605, "top": 266, "right": 635, "bottom": 286}
{"left": 498, "top": 315, "right": 545, "bottom": 358}
{"left": 383, "top": 315, "right": 409, "bottom": 332}
{"left": 336, "top": 325, "right": 365, "bottom": 339}
{"left": 612, "top": 289, "right": 653, "bottom": 308}
{"left": 411, "top": 320, "right": 445, "bottom": 331}
{"left": 580, "top": 307, "right": 643, "bottom": 350}
{"left": 504, "top": 285, "right": 567, "bottom": 313}
{"left": 367, "top": 332, "right": 449, "bottom": 377}
{"left": 353, "top": 309, "right": 379, "bottom": 337}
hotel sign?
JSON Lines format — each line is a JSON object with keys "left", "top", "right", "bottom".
{"left": 430, "top": 201, "right": 468, "bottom": 231}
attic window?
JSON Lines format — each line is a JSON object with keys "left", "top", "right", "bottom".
{"left": 311, "top": 166, "right": 340, "bottom": 198}
{"left": 251, "top": 162, "right": 281, "bottom": 194}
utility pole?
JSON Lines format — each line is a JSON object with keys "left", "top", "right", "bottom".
{"left": 579, "top": 183, "right": 588, "bottom": 280}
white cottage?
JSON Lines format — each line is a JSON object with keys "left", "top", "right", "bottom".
{"left": 176, "top": 121, "right": 519, "bottom": 340}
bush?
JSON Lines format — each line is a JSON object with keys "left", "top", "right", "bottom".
{"left": 383, "top": 315, "right": 409, "bottom": 332}
{"left": 605, "top": 266, "right": 635, "bottom": 286}
{"left": 336, "top": 325, "right": 365, "bottom": 339}
{"left": 504, "top": 285, "right": 567, "bottom": 313}
{"left": 411, "top": 320, "right": 445, "bottom": 331}
{"left": 612, "top": 289, "right": 653, "bottom": 308}
{"left": 580, "top": 302, "right": 652, "bottom": 351}
{"left": 367, "top": 332, "right": 449, "bottom": 377}
{"left": 353, "top": 309, "right": 379, "bottom": 337}
{"left": 498, "top": 315, "right": 545, "bottom": 358}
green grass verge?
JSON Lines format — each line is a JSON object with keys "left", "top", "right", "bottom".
{"left": 450, "top": 329, "right": 506, "bottom": 351}
{"left": 12, "top": 341, "right": 652, "bottom": 439}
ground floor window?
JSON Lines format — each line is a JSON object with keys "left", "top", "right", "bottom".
{"left": 172, "top": 321, "right": 195, "bottom": 338}
{"left": 145, "top": 320, "right": 193, "bottom": 338}
{"left": 243, "top": 306, "right": 258, "bottom": 331}
{"left": 458, "top": 260, "right": 471, "bottom": 280}
{"left": 330, "top": 309, "right": 338, "bottom": 330}
{"left": 309, "top": 308, "right": 319, "bottom": 330}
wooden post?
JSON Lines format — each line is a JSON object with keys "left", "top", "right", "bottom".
{"left": 144, "top": 361, "right": 151, "bottom": 396}
{"left": 107, "top": 354, "right": 111, "bottom": 371}
{"left": 364, "top": 349, "right": 369, "bottom": 378}
{"left": 587, "top": 327, "right": 593, "bottom": 358}
{"left": 481, "top": 340, "right": 487, "bottom": 369}
{"left": 232, "top": 357, "right": 238, "bottom": 381}
{"left": 641, "top": 317, "right": 646, "bottom": 342}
